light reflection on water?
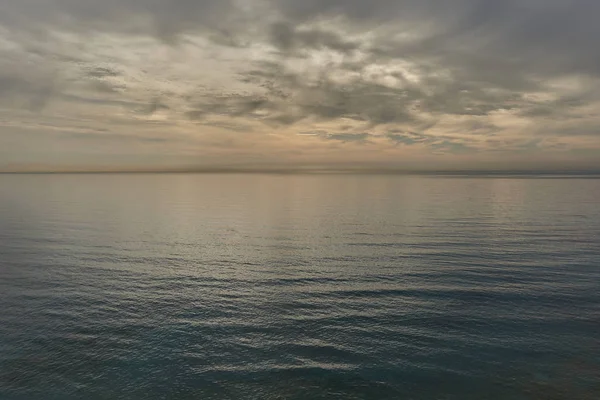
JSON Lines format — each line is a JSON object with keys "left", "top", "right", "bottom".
{"left": 1, "top": 174, "right": 599, "bottom": 399}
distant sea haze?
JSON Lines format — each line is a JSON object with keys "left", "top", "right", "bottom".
{"left": 2, "top": 164, "right": 600, "bottom": 176}
{"left": 1, "top": 174, "right": 599, "bottom": 399}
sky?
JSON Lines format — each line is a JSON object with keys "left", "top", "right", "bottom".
{"left": 1, "top": 0, "right": 600, "bottom": 172}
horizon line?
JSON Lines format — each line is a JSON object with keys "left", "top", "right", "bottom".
{"left": 2, "top": 167, "right": 600, "bottom": 176}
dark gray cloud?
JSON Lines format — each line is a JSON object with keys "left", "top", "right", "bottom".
{"left": 87, "top": 67, "right": 121, "bottom": 79}
{"left": 269, "top": 22, "right": 361, "bottom": 55}
{"left": 2, "top": 0, "right": 599, "bottom": 77}
{"left": 273, "top": 0, "right": 600, "bottom": 76}
{"left": 0, "top": 0, "right": 239, "bottom": 42}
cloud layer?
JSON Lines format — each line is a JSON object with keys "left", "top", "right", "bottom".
{"left": 1, "top": 0, "right": 600, "bottom": 171}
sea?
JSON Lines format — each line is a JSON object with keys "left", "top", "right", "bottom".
{"left": 1, "top": 173, "right": 599, "bottom": 399}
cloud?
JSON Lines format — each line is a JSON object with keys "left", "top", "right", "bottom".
{"left": 232, "top": 60, "right": 421, "bottom": 127}
{"left": 273, "top": 0, "right": 600, "bottom": 77}
{"left": 0, "top": 72, "right": 59, "bottom": 112}
{"left": 0, "top": 0, "right": 241, "bottom": 42}
{"left": 185, "top": 94, "right": 272, "bottom": 121}
{"left": 326, "top": 132, "right": 371, "bottom": 142}
{"left": 431, "top": 140, "right": 476, "bottom": 154}
{"left": 269, "top": 22, "right": 361, "bottom": 55}
{"left": 300, "top": 130, "right": 372, "bottom": 143}
{"left": 386, "top": 131, "right": 433, "bottom": 146}
{"left": 86, "top": 67, "right": 121, "bottom": 78}
{"left": 139, "top": 97, "right": 170, "bottom": 115}
{"left": 3, "top": 1, "right": 600, "bottom": 80}
{"left": 1, "top": 0, "right": 600, "bottom": 170}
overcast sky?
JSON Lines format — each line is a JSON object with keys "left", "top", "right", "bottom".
{"left": 1, "top": 0, "right": 600, "bottom": 172}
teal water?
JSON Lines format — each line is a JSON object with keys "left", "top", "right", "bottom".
{"left": 1, "top": 174, "right": 599, "bottom": 399}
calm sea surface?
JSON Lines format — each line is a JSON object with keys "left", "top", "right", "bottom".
{"left": 1, "top": 174, "right": 599, "bottom": 399}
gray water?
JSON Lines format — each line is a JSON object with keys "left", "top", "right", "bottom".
{"left": 1, "top": 174, "right": 599, "bottom": 399}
